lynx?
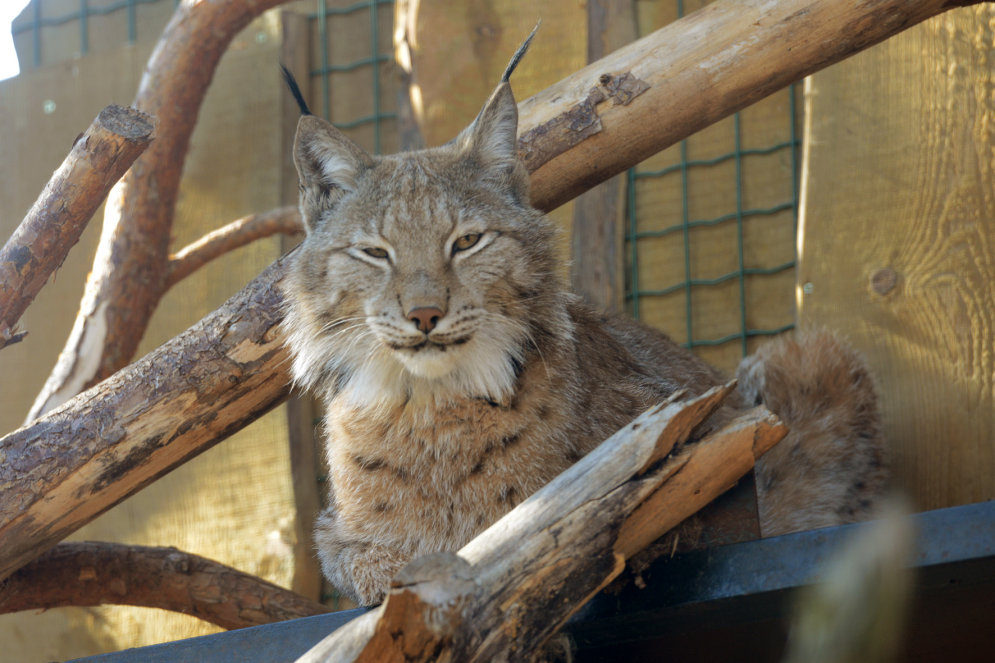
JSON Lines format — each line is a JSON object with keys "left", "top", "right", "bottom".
{"left": 280, "top": 44, "right": 888, "bottom": 606}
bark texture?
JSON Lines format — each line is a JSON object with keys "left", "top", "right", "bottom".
{"left": 0, "top": 258, "right": 291, "bottom": 583}
{"left": 0, "top": 105, "right": 154, "bottom": 349}
{"left": 0, "top": 542, "right": 329, "bottom": 630}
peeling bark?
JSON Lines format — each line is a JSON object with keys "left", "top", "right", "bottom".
{"left": 518, "top": 0, "right": 983, "bottom": 211}
{"left": 0, "top": 542, "right": 329, "bottom": 630}
{"left": 0, "top": 105, "right": 154, "bottom": 349}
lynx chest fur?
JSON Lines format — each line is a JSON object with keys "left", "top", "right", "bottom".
{"left": 280, "top": 56, "right": 887, "bottom": 606}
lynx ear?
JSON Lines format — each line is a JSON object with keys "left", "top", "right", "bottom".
{"left": 293, "top": 115, "right": 374, "bottom": 233}
{"left": 458, "top": 82, "right": 528, "bottom": 199}
{"left": 456, "top": 24, "right": 537, "bottom": 198}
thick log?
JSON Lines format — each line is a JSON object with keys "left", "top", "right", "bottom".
{"left": 0, "top": 0, "right": 968, "bottom": 586}
{"left": 0, "top": 258, "right": 291, "bottom": 583}
{"left": 28, "top": 0, "right": 293, "bottom": 420}
{"left": 0, "top": 105, "right": 154, "bottom": 348}
{"left": 165, "top": 206, "right": 302, "bottom": 288}
{"left": 296, "top": 385, "right": 787, "bottom": 662}
{"left": 0, "top": 542, "right": 329, "bottom": 630}
{"left": 519, "top": 0, "right": 983, "bottom": 211}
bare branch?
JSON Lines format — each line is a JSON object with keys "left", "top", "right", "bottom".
{"left": 0, "top": 105, "right": 154, "bottom": 348}
{"left": 165, "top": 206, "right": 302, "bottom": 289}
{"left": 29, "top": 0, "right": 293, "bottom": 420}
{"left": 0, "top": 542, "right": 329, "bottom": 630}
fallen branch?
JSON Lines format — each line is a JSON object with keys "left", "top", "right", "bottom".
{"left": 165, "top": 206, "right": 302, "bottom": 288}
{"left": 0, "top": 105, "right": 154, "bottom": 349}
{"left": 29, "top": 0, "right": 293, "bottom": 420}
{"left": 0, "top": 0, "right": 969, "bottom": 585}
{"left": 0, "top": 542, "right": 329, "bottom": 630}
{"left": 296, "top": 385, "right": 787, "bottom": 662}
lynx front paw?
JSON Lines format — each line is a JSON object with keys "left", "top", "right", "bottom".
{"left": 314, "top": 508, "right": 412, "bottom": 606}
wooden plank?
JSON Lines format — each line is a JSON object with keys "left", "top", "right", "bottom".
{"left": 570, "top": 0, "right": 636, "bottom": 313}
{"left": 798, "top": 5, "right": 995, "bottom": 509}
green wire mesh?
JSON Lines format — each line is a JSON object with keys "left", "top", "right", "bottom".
{"left": 626, "top": 0, "right": 799, "bottom": 358}
{"left": 311, "top": 0, "right": 395, "bottom": 154}
{"left": 12, "top": 0, "right": 180, "bottom": 66}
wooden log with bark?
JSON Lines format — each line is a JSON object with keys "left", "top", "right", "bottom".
{"left": 0, "top": 105, "right": 154, "bottom": 349}
{"left": 0, "top": 258, "right": 291, "bottom": 583}
{"left": 519, "top": 0, "right": 982, "bottom": 211}
{"left": 0, "top": 542, "right": 329, "bottom": 630}
{"left": 0, "top": 0, "right": 974, "bottom": 587}
{"left": 295, "top": 385, "right": 787, "bottom": 662}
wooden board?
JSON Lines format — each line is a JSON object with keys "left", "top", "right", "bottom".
{"left": 0, "top": 12, "right": 299, "bottom": 661}
{"left": 798, "top": 5, "right": 995, "bottom": 510}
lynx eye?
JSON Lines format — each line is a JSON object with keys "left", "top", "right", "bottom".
{"left": 362, "top": 247, "right": 389, "bottom": 259}
{"left": 452, "top": 233, "right": 482, "bottom": 254}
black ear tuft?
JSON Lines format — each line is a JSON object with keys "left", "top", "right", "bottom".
{"left": 501, "top": 20, "right": 540, "bottom": 83}
{"left": 281, "top": 65, "right": 313, "bottom": 116}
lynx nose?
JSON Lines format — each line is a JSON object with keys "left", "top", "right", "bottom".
{"left": 407, "top": 306, "right": 444, "bottom": 333}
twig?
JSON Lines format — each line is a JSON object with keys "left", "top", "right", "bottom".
{"left": 0, "top": 541, "right": 329, "bottom": 630}
{"left": 165, "top": 206, "right": 302, "bottom": 288}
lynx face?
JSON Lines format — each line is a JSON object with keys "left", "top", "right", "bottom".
{"left": 282, "top": 83, "right": 558, "bottom": 409}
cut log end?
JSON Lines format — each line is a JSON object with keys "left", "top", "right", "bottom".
{"left": 96, "top": 105, "right": 157, "bottom": 142}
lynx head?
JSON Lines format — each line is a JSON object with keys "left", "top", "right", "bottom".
{"left": 281, "top": 63, "right": 565, "bottom": 410}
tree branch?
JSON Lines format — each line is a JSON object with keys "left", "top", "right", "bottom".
{"left": 295, "top": 386, "right": 787, "bottom": 662}
{"left": 165, "top": 206, "right": 302, "bottom": 289}
{"left": 0, "top": 258, "right": 292, "bottom": 583}
{"left": 0, "top": 105, "right": 154, "bottom": 349}
{"left": 0, "top": 542, "right": 329, "bottom": 630}
{"left": 29, "top": 0, "right": 293, "bottom": 420}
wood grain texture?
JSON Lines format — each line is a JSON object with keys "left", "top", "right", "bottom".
{"left": 798, "top": 5, "right": 995, "bottom": 510}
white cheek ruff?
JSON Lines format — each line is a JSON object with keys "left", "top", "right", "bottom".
{"left": 285, "top": 297, "right": 527, "bottom": 412}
